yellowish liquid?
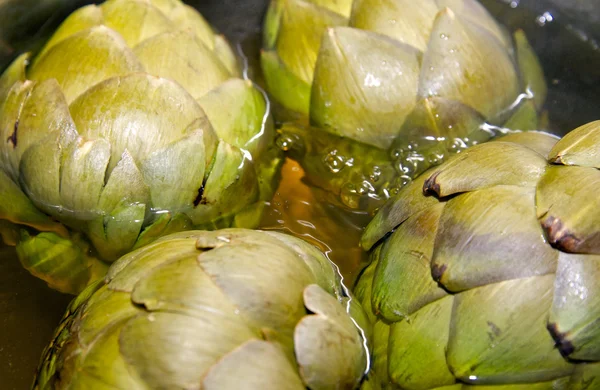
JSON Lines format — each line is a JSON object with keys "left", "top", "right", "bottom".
{"left": 259, "top": 158, "right": 371, "bottom": 286}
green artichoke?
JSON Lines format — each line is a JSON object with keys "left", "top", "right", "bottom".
{"left": 0, "top": 0, "right": 283, "bottom": 294}
{"left": 356, "top": 120, "right": 600, "bottom": 389}
{"left": 263, "top": 0, "right": 546, "bottom": 210}
{"left": 34, "top": 228, "right": 370, "bottom": 389}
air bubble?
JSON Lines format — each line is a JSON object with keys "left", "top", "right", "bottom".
{"left": 276, "top": 133, "right": 300, "bottom": 152}
{"left": 449, "top": 138, "right": 468, "bottom": 153}
{"left": 427, "top": 152, "right": 445, "bottom": 165}
{"left": 357, "top": 180, "right": 375, "bottom": 196}
{"left": 323, "top": 151, "right": 346, "bottom": 174}
{"left": 369, "top": 166, "right": 382, "bottom": 183}
{"left": 390, "top": 148, "right": 404, "bottom": 159}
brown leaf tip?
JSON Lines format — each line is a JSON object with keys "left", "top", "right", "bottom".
{"left": 431, "top": 263, "right": 447, "bottom": 282}
{"left": 6, "top": 119, "right": 18, "bottom": 147}
{"left": 547, "top": 322, "right": 575, "bottom": 358}
{"left": 541, "top": 215, "right": 582, "bottom": 253}
{"left": 423, "top": 172, "right": 442, "bottom": 197}
{"left": 193, "top": 184, "right": 207, "bottom": 207}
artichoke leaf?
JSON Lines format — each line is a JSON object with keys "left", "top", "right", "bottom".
{"left": 119, "top": 311, "right": 256, "bottom": 389}
{"left": 0, "top": 52, "right": 27, "bottom": 105}
{"left": 371, "top": 320, "right": 390, "bottom": 388}
{"left": 311, "top": 27, "right": 421, "bottom": 149}
{"left": 196, "top": 229, "right": 316, "bottom": 341}
{"left": 275, "top": 0, "right": 348, "bottom": 87}
{"left": 72, "top": 320, "right": 149, "bottom": 390}
{"left": 309, "top": 0, "right": 353, "bottom": 16}
{"left": 0, "top": 79, "right": 34, "bottom": 180}
{"left": 388, "top": 296, "right": 456, "bottom": 389}
{"left": 569, "top": 362, "right": 600, "bottom": 390}
{"left": 20, "top": 131, "right": 71, "bottom": 220}
{"left": 34, "top": 4, "right": 104, "bottom": 62}
{"left": 169, "top": 3, "right": 217, "bottom": 51}
{"left": 15, "top": 231, "right": 103, "bottom": 294}
{"left": 493, "top": 131, "right": 559, "bottom": 158}
{"left": 549, "top": 252, "right": 600, "bottom": 360}
{"left": 353, "top": 250, "right": 378, "bottom": 323}
{"left": 260, "top": 49, "right": 312, "bottom": 115}
{"left": 101, "top": 0, "right": 174, "bottom": 47}
{"left": 214, "top": 34, "right": 239, "bottom": 76}
{"left": 130, "top": 257, "right": 254, "bottom": 331}
{"left": 60, "top": 138, "right": 111, "bottom": 217}
{"left": 133, "top": 212, "right": 193, "bottom": 250}
{"left": 202, "top": 340, "right": 305, "bottom": 390}
{"left": 87, "top": 202, "right": 146, "bottom": 261}
{"left": 361, "top": 172, "right": 438, "bottom": 251}
{"left": 462, "top": 379, "right": 570, "bottom": 389}
{"left": 435, "top": 0, "right": 513, "bottom": 50}
{"left": 107, "top": 237, "right": 200, "bottom": 292}
{"left": 198, "top": 78, "right": 273, "bottom": 157}
{"left": 418, "top": 8, "right": 520, "bottom": 120}
{"left": 133, "top": 29, "right": 231, "bottom": 100}
{"left": 10, "top": 79, "right": 77, "bottom": 175}
{"left": 423, "top": 142, "right": 548, "bottom": 197}
{"left": 432, "top": 186, "right": 558, "bottom": 292}
{"left": 190, "top": 142, "right": 259, "bottom": 227}
{"left": 28, "top": 26, "right": 144, "bottom": 103}
{"left": 69, "top": 73, "right": 217, "bottom": 173}
{"left": 302, "top": 283, "right": 362, "bottom": 339}
{"left": 536, "top": 166, "right": 600, "bottom": 253}
{"left": 77, "top": 286, "right": 140, "bottom": 347}
{"left": 265, "top": 231, "right": 339, "bottom": 295}
{"left": 294, "top": 286, "right": 366, "bottom": 390}
{"left": 372, "top": 203, "right": 448, "bottom": 321}
{"left": 140, "top": 131, "right": 206, "bottom": 216}
{"left": 263, "top": 0, "right": 284, "bottom": 49}
{"left": 396, "top": 97, "right": 486, "bottom": 146}
{"left": 350, "top": 0, "right": 438, "bottom": 51}
{"left": 0, "top": 169, "right": 67, "bottom": 237}
{"left": 548, "top": 120, "right": 600, "bottom": 168}
{"left": 447, "top": 275, "right": 574, "bottom": 384}
{"left": 97, "top": 149, "right": 149, "bottom": 214}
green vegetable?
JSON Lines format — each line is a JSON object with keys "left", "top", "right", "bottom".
{"left": 34, "top": 228, "right": 370, "bottom": 390}
{"left": 0, "top": 0, "right": 283, "bottom": 294}
{"left": 263, "top": 0, "right": 546, "bottom": 210}
{"left": 356, "top": 121, "right": 600, "bottom": 389}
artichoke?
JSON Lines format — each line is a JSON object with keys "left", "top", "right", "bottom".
{"left": 0, "top": 0, "right": 283, "bottom": 294}
{"left": 262, "top": 0, "right": 547, "bottom": 210}
{"left": 356, "top": 120, "right": 600, "bottom": 389}
{"left": 34, "top": 228, "right": 370, "bottom": 389}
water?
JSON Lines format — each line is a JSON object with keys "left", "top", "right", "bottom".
{"left": 2, "top": 0, "right": 600, "bottom": 388}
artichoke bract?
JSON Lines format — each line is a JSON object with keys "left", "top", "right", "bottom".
{"left": 356, "top": 121, "right": 600, "bottom": 389}
{"left": 262, "top": 0, "right": 546, "bottom": 210}
{"left": 34, "top": 228, "right": 370, "bottom": 390}
{"left": 0, "top": 0, "right": 283, "bottom": 294}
